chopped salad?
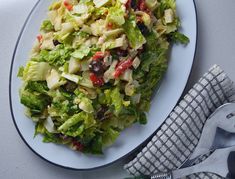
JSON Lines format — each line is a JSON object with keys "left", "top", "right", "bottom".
{"left": 18, "top": 0, "right": 189, "bottom": 154}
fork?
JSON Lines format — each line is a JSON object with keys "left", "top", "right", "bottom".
{"left": 181, "top": 103, "right": 235, "bottom": 167}
{"left": 125, "top": 103, "right": 235, "bottom": 179}
{"left": 126, "top": 146, "right": 235, "bottom": 179}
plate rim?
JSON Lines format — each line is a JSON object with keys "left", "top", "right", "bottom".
{"left": 9, "top": 0, "right": 198, "bottom": 171}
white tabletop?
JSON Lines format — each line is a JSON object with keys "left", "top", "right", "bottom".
{"left": 1, "top": 0, "right": 235, "bottom": 178}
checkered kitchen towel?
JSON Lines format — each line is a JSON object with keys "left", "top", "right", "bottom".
{"left": 124, "top": 65, "right": 235, "bottom": 178}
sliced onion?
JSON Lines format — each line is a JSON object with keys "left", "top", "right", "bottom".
{"left": 44, "top": 117, "right": 55, "bottom": 133}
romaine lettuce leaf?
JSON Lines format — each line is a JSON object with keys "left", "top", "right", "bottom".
{"left": 104, "top": 87, "right": 123, "bottom": 116}
{"left": 71, "top": 46, "right": 90, "bottom": 59}
{"left": 102, "top": 128, "right": 119, "bottom": 146}
{"left": 122, "top": 13, "right": 146, "bottom": 49}
{"left": 58, "top": 111, "right": 95, "bottom": 132}
{"left": 110, "top": 88, "right": 123, "bottom": 115}
{"left": 40, "top": 20, "right": 54, "bottom": 31}
{"left": 133, "top": 31, "right": 168, "bottom": 110}
{"left": 20, "top": 90, "right": 50, "bottom": 112}
{"left": 23, "top": 61, "right": 51, "bottom": 81}
{"left": 107, "top": 4, "right": 125, "bottom": 26}
{"left": 93, "top": 0, "right": 110, "bottom": 8}
{"left": 88, "top": 135, "right": 103, "bottom": 154}
{"left": 25, "top": 81, "right": 49, "bottom": 94}
{"left": 36, "top": 44, "right": 73, "bottom": 67}
{"left": 168, "top": 31, "right": 189, "bottom": 44}
{"left": 17, "top": 66, "right": 24, "bottom": 77}
{"left": 79, "top": 96, "right": 94, "bottom": 113}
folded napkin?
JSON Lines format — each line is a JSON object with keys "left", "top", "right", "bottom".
{"left": 124, "top": 65, "right": 235, "bottom": 179}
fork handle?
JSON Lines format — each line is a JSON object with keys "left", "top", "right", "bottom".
{"left": 150, "top": 172, "right": 172, "bottom": 179}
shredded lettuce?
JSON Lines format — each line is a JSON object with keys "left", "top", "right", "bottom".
{"left": 79, "top": 96, "right": 94, "bottom": 113}
{"left": 107, "top": 3, "right": 125, "bottom": 26}
{"left": 135, "top": 32, "right": 168, "bottom": 108}
{"left": 58, "top": 111, "right": 96, "bottom": 138}
{"left": 18, "top": 0, "right": 189, "bottom": 154}
{"left": 40, "top": 20, "right": 54, "bottom": 31}
{"left": 71, "top": 46, "right": 90, "bottom": 59}
{"left": 93, "top": 0, "right": 110, "bottom": 8}
{"left": 25, "top": 81, "right": 49, "bottom": 94}
{"left": 23, "top": 61, "right": 51, "bottom": 81}
{"left": 17, "top": 66, "right": 24, "bottom": 77}
{"left": 104, "top": 87, "right": 123, "bottom": 116}
{"left": 123, "top": 13, "right": 146, "bottom": 49}
{"left": 102, "top": 128, "right": 119, "bottom": 146}
{"left": 168, "top": 31, "right": 190, "bottom": 44}
{"left": 35, "top": 44, "right": 73, "bottom": 67}
{"left": 20, "top": 90, "right": 50, "bottom": 112}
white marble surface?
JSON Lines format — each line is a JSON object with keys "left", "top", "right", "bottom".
{"left": 1, "top": 0, "right": 235, "bottom": 178}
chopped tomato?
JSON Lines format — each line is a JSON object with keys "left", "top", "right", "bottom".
{"left": 114, "top": 59, "right": 132, "bottom": 78}
{"left": 64, "top": 0, "right": 73, "bottom": 11}
{"left": 90, "top": 72, "right": 104, "bottom": 86}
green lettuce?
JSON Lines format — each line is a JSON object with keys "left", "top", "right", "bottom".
{"left": 20, "top": 90, "right": 50, "bottom": 113}
{"left": 133, "top": 32, "right": 168, "bottom": 110}
{"left": 104, "top": 87, "right": 123, "bottom": 116}
{"left": 25, "top": 81, "right": 49, "bottom": 94}
{"left": 168, "top": 31, "right": 190, "bottom": 44}
{"left": 107, "top": 3, "right": 125, "bottom": 26}
{"left": 123, "top": 13, "right": 146, "bottom": 49}
{"left": 17, "top": 66, "right": 24, "bottom": 77}
{"left": 79, "top": 96, "right": 94, "bottom": 113}
{"left": 110, "top": 88, "right": 123, "bottom": 115}
{"left": 23, "top": 61, "right": 51, "bottom": 81}
{"left": 48, "top": 89, "right": 79, "bottom": 118}
{"left": 36, "top": 44, "right": 73, "bottom": 67}
{"left": 71, "top": 46, "right": 90, "bottom": 60}
{"left": 63, "top": 123, "right": 85, "bottom": 137}
{"left": 102, "top": 128, "right": 119, "bottom": 146}
{"left": 35, "top": 123, "right": 61, "bottom": 143}
{"left": 58, "top": 111, "right": 95, "bottom": 132}
{"left": 93, "top": 0, "right": 110, "bottom": 8}
{"left": 40, "top": 20, "right": 54, "bottom": 31}
{"left": 87, "top": 135, "right": 103, "bottom": 154}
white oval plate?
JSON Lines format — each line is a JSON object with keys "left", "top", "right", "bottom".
{"left": 9, "top": 0, "right": 197, "bottom": 170}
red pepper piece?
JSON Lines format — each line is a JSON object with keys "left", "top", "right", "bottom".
{"left": 64, "top": 0, "right": 73, "bottom": 11}
{"left": 90, "top": 72, "right": 104, "bottom": 87}
{"left": 138, "top": 0, "right": 151, "bottom": 14}
{"left": 72, "top": 141, "right": 84, "bottom": 151}
{"left": 137, "top": 0, "right": 147, "bottom": 11}
{"left": 92, "top": 51, "right": 110, "bottom": 60}
{"left": 37, "top": 34, "right": 43, "bottom": 43}
{"left": 107, "top": 22, "right": 113, "bottom": 30}
{"left": 125, "top": 0, "right": 131, "bottom": 9}
{"left": 92, "top": 51, "right": 105, "bottom": 60}
{"left": 114, "top": 59, "right": 132, "bottom": 78}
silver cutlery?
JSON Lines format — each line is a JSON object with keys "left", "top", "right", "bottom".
{"left": 181, "top": 103, "right": 235, "bottom": 167}
{"left": 125, "top": 146, "right": 235, "bottom": 179}
{"left": 125, "top": 103, "right": 235, "bottom": 179}
{"left": 149, "top": 146, "right": 235, "bottom": 179}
